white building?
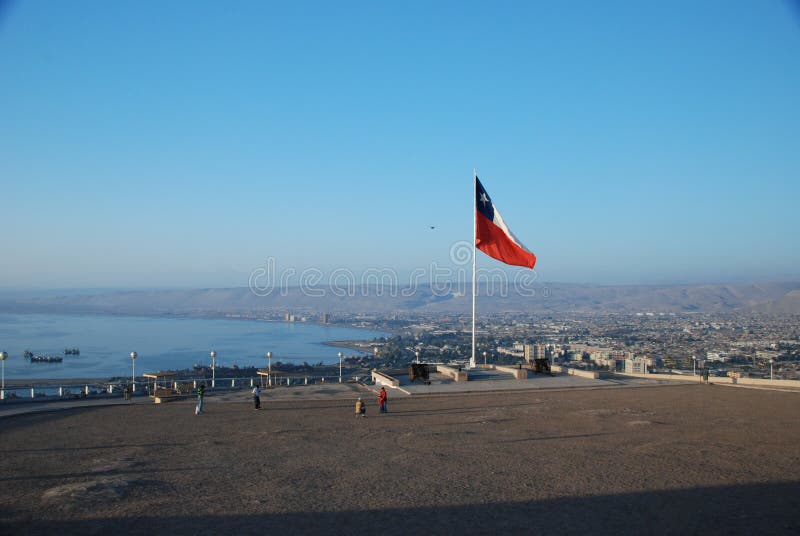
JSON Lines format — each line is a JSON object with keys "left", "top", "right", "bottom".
{"left": 624, "top": 357, "right": 649, "bottom": 374}
{"left": 706, "top": 352, "right": 730, "bottom": 363}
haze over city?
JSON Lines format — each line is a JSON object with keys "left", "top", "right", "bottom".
{"left": 2, "top": 1, "right": 799, "bottom": 290}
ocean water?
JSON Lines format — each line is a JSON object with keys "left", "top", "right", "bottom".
{"left": 0, "top": 313, "right": 387, "bottom": 379}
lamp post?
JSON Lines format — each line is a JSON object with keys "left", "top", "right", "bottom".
{"left": 0, "top": 351, "right": 7, "bottom": 400}
{"left": 130, "top": 351, "right": 137, "bottom": 392}
{"left": 415, "top": 350, "right": 420, "bottom": 364}
{"left": 692, "top": 355, "right": 696, "bottom": 376}
{"left": 483, "top": 351, "right": 487, "bottom": 365}
{"left": 769, "top": 358, "right": 774, "bottom": 381}
{"left": 338, "top": 352, "right": 343, "bottom": 383}
{"left": 210, "top": 351, "right": 216, "bottom": 388}
{"left": 266, "top": 352, "right": 273, "bottom": 387}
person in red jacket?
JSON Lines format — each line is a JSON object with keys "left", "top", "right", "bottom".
{"left": 378, "top": 387, "right": 388, "bottom": 414}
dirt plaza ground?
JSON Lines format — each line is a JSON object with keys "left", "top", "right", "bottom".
{"left": 1, "top": 383, "right": 799, "bottom": 535}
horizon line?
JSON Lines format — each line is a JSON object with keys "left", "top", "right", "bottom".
{"left": 1, "top": 279, "right": 799, "bottom": 294}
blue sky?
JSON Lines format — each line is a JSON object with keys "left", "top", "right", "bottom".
{"left": 1, "top": 1, "right": 798, "bottom": 288}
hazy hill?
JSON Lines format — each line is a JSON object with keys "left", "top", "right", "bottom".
{"left": 748, "top": 289, "right": 800, "bottom": 314}
{"left": 2, "top": 282, "right": 799, "bottom": 316}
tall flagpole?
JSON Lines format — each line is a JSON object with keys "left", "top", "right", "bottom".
{"left": 471, "top": 168, "right": 477, "bottom": 369}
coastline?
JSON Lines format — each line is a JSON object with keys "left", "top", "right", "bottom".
{"left": 0, "top": 312, "right": 390, "bottom": 380}
{"left": 323, "top": 340, "right": 377, "bottom": 353}
{"left": 2, "top": 308, "right": 391, "bottom": 335}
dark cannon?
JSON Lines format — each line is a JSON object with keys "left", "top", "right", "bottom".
{"left": 409, "top": 363, "right": 431, "bottom": 384}
{"left": 533, "top": 359, "right": 551, "bottom": 374}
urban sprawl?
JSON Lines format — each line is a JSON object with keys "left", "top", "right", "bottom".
{"left": 223, "top": 311, "right": 800, "bottom": 380}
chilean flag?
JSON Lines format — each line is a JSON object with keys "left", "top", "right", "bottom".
{"left": 475, "top": 177, "right": 537, "bottom": 269}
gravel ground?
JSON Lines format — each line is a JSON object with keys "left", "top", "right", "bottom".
{"left": 1, "top": 383, "right": 799, "bottom": 535}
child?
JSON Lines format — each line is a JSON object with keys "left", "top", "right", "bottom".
{"left": 355, "top": 397, "right": 366, "bottom": 418}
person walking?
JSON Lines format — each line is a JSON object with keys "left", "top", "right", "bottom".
{"left": 355, "top": 397, "right": 366, "bottom": 418}
{"left": 378, "top": 387, "right": 388, "bottom": 414}
{"left": 252, "top": 384, "right": 261, "bottom": 410}
{"left": 196, "top": 382, "right": 206, "bottom": 415}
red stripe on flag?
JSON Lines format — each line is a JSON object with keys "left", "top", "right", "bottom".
{"left": 476, "top": 212, "right": 536, "bottom": 269}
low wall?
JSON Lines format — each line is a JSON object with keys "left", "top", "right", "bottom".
{"left": 371, "top": 370, "right": 400, "bottom": 388}
{"left": 494, "top": 365, "right": 529, "bottom": 380}
{"left": 727, "top": 376, "right": 799, "bottom": 388}
{"left": 550, "top": 366, "right": 611, "bottom": 380}
{"left": 435, "top": 365, "right": 468, "bottom": 383}
{"left": 616, "top": 371, "right": 700, "bottom": 382}
{"left": 551, "top": 365, "right": 597, "bottom": 379}
{"left": 614, "top": 371, "right": 799, "bottom": 389}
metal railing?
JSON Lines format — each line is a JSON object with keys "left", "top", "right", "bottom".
{"left": 0, "top": 373, "right": 371, "bottom": 403}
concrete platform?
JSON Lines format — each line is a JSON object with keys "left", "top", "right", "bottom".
{"left": 391, "top": 368, "right": 695, "bottom": 395}
{"left": 4, "top": 371, "right": 782, "bottom": 419}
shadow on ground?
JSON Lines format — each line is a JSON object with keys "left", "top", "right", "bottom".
{"left": 5, "top": 481, "right": 799, "bottom": 535}
{"left": 0, "top": 406, "right": 98, "bottom": 434}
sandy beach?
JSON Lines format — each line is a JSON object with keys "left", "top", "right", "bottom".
{"left": 1, "top": 383, "right": 799, "bottom": 535}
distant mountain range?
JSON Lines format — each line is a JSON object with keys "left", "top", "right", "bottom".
{"left": 1, "top": 281, "right": 799, "bottom": 315}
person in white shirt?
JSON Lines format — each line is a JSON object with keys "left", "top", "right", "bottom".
{"left": 252, "top": 385, "right": 261, "bottom": 410}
